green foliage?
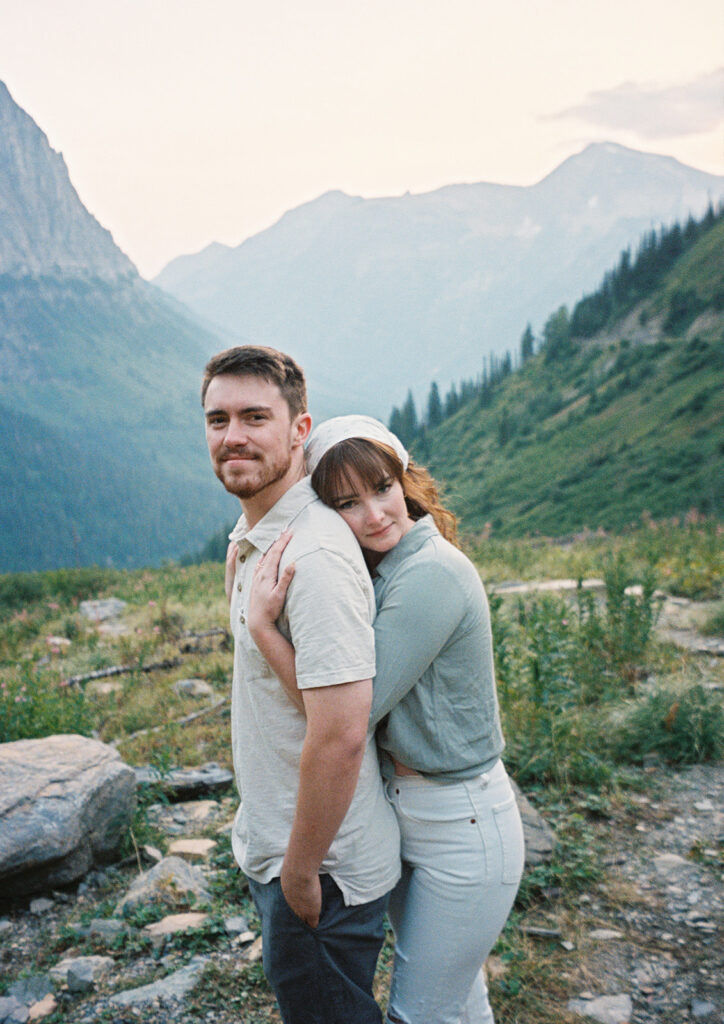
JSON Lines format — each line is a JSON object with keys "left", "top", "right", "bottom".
{"left": 0, "top": 662, "right": 92, "bottom": 743}
{"left": 493, "top": 560, "right": 663, "bottom": 787}
{"left": 612, "top": 684, "right": 724, "bottom": 765}
{"left": 0, "top": 565, "right": 120, "bottom": 613}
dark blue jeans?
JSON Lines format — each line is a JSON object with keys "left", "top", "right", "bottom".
{"left": 248, "top": 874, "right": 389, "bottom": 1024}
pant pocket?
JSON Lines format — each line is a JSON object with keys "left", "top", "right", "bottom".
{"left": 493, "top": 795, "right": 525, "bottom": 885}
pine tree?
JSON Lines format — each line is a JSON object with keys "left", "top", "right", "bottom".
{"left": 426, "top": 382, "right": 443, "bottom": 429}
{"left": 542, "top": 305, "right": 571, "bottom": 363}
{"left": 398, "top": 390, "right": 419, "bottom": 447}
{"left": 520, "top": 324, "right": 534, "bottom": 362}
{"left": 444, "top": 383, "right": 459, "bottom": 419}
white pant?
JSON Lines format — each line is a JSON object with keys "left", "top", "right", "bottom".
{"left": 384, "top": 760, "right": 525, "bottom": 1024}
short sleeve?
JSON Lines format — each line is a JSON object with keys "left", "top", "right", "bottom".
{"left": 282, "top": 547, "right": 376, "bottom": 689}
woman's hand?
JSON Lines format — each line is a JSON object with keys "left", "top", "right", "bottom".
{"left": 225, "top": 541, "right": 239, "bottom": 603}
{"left": 247, "top": 531, "right": 295, "bottom": 637}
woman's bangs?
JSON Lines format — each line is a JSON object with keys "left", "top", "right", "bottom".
{"left": 313, "top": 439, "right": 400, "bottom": 504}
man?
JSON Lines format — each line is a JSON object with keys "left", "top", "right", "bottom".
{"left": 202, "top": 346, "right": 400, "bottom": 1024}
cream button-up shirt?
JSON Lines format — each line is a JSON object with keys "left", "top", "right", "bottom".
{"left": 228, "top": 477, "right": 400, "bottom": 905}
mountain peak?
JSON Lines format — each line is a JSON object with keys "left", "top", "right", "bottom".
{"left": 0, "top": 80, "right": 136, "bottom": 281}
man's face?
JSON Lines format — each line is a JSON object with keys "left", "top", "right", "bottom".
{"left": 204, "top": 374, "right": 305, "bottom": 500}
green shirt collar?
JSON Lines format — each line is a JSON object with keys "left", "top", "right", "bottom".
{"left": 374, "top": 515, "right": 438, "bottom": 580}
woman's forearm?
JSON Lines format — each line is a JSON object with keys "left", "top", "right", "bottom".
{"left": 251, "top": 624, "right": 305, "bottom": 712}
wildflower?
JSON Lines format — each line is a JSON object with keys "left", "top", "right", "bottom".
{"left": 148, "top": 600, "right": 157, "bottom": 607}
{"left": 47, "top": 602, "right": 60, "bottom": 610}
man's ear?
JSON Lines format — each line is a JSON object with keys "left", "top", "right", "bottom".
{"left": 292, "top": 412, "right": 312, "bottom": 448}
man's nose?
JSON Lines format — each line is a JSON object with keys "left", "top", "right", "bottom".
{"left": 224, "top": 418, "right": 249, "bottom": 447}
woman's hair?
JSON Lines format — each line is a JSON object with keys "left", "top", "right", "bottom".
{"left": 311, "top": 438, "right": 458, "bottom": 545}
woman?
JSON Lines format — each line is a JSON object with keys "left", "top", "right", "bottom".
{"left": 233, "top": 415, "right": 524, "bottom": 1024}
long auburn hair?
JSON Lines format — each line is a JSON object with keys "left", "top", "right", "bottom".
{"left": 310, "top": 438, "right": 458, "bottom": 546}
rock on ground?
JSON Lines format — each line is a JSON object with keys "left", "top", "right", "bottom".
{"left": 0, "top": 735, "right": 135, "bottom": 897}
{"left": 108, "top": 956, "right": 208, "bottom": 1007}
{"left": 79, "top": 598, "right": 127, "bottom": 622}
{"left": 510, "top": 780, "right": 556, "bottom": 866}
{"left": 568, "top": 993, "right": 633, "bottom": 1023}
{"left": 133, "top": 762, "right": 233, "bottom": 800}
{"left": 114, "top": 856, "right": 210, "bottom": 917}
{"left": 49, "top": 955, "right": 113, "bottom": 991}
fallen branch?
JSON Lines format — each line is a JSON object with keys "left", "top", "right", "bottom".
{"left": 64, "top": 657, "right": 182, "bottom": 687}
{"left": 112, "top": 696, "right": 231, "bottom": 746}
{"left": 64, "top": 628, "right": 230, "bottom": 686}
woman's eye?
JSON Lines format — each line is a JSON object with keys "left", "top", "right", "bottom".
{"left": 378, "top": 481, "right": 392, "bottom": 494}
{"left": 336, "top": 500, "right": 356, "bottom": 511}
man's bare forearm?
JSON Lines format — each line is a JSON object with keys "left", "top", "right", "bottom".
{"left": 281, "top": 679, "right": 372, "bottom": 924}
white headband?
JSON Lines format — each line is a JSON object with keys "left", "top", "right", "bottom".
{"left": 305, "top": 415, "right": 409, "bottom": 475}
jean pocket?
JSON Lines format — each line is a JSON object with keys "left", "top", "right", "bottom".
{"left": 493, "top": 795, "right": 525, "bottom": 885}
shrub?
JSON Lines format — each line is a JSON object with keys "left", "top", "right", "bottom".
{"left": 0, "top": 662, "right": 92, "bottom": 743}
{"left": 611, "top": 685, "right": 724, "bottom": 765}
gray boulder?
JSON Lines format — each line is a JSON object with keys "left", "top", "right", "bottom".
{"left": 133, "top": 762, "right": 233, "bottom": 800}
{"left": 0, "top": 996, "right": 29, "bottom": 1024}
{"left": 0, "top": 735, "right": 136, "bottom": 897}
{"left": 510, "top": 780, "right": 556, "bottom": 867}
{"left": 115, "top": 856, "right": 210, "bottom": 917}
{"left": 108, "top": 956, "right": 208, "bottom": 1007}
{"left": 79, "top": 598, "right": 127, "bottom": 622}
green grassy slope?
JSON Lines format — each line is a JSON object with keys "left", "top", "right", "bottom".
{"left": 423, "top": 220, "right": 724, "bottom": 536}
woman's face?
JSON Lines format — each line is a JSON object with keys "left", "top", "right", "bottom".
{"left": 329, "top": 467, "right": 414, "bottom": 559}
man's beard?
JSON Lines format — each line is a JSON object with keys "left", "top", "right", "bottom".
{"left": 216, "top": 449, "right": 293, "bottom": 499}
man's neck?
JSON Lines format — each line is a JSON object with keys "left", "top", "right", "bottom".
{"left": 241, "top": 463, "right": 308, "bottom": 528}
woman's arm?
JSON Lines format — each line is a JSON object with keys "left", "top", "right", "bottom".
{"left": 369, "top": 557, "right": 468, "bottom": 726}
{"left": 247, "top": 532, "right": 305, "bottom": 713}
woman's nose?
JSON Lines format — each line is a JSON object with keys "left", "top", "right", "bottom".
{"left": 364, "top": 502, "right": 384, "bottom": 524}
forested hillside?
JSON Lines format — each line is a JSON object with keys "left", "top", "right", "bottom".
{"left": 406, "top": 207, "right": 724, "bottom": 536}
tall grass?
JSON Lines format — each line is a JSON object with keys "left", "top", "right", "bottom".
{"left": 491, "top": 552, "right": 721, "bottom": 787}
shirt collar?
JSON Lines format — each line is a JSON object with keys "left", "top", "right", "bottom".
{"left": 228, "top": 477, "right": 319, "bottom": 554}
{"left": 374, "top": 515, "right": 438, "bottom": 580}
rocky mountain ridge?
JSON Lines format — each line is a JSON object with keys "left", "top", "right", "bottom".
{"left": 0, "top": 82, "right": 135, "bottom": 281}
{"left": 0, "top": 81, "right": 234, "bottom": 572}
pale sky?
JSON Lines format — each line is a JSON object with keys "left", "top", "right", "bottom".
{"left": 2, "top": 0, "right": 722, "bottom": 278}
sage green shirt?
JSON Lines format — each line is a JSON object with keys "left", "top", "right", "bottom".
{"left": 370, "top": 516, "right": 505, "bottom": 780}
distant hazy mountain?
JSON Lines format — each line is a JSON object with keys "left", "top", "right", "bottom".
{"left": 155, "top": 144, "right": 724, "bottom": 419}
{"left": 0, "top": 82, "right": 236, "bottom": 573}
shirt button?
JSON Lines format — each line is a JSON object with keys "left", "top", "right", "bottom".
{"left": 239, "top": 554, "right": 246, "bottom": 563}
{"left": 237, "top": 582, "right": 243, "bottom": 592}
{"left": 239, "top": 614, "right": 246, "bottom": 624}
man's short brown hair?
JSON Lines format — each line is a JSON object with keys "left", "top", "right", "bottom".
{"left": 201, "top": 346, "right": 307, "bottom": 418}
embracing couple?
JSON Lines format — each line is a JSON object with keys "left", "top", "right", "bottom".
{"left": 202, "top": 345, "right": 525, "bottom": 1024}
